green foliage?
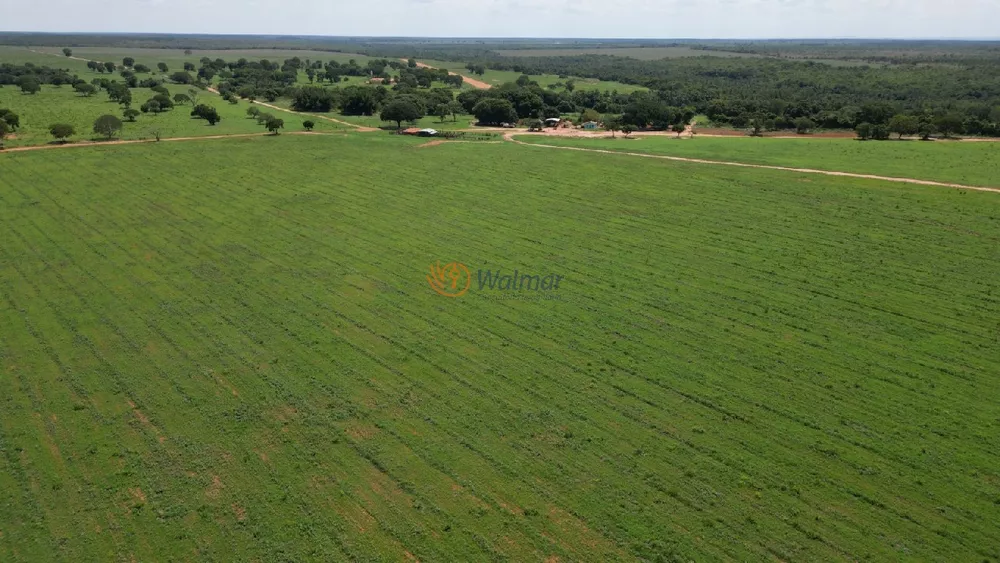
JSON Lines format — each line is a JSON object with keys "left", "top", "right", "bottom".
{"left": 18, "top": 75, "right": 41, "bottom": 94}
{"left": 123, "top": 108, "right": 139, "bottom": 122}
{"left": 856, "top": 122, "right": 872, "bottom": 140}
{"left": 190, "top": 104, "right": 221, "bottom": 125}
{"left": 48, "top": 122, "right": 75, "bottom": 141}
{"left": 302, "top": 119, "right": 314, "bottom": 131}
{"left": 265, "top": 116, "right": 284, "bottom": 133}
{"left": 794, "top": 117, "right": 815, "bottom": 134}
{"left": 888, "top": 114, "right": 919, "bottom": 139}
{"left": 471, "top": 97, "right": 517, "bottom": 126}
{"left": 92, "top": 113, "right": 122, "bottom": 139}
{"left": 380, "top": 99, "right": 424, "bottom": 128}
{"left": 62, "top": 47, "right": 72, "bottom": 57}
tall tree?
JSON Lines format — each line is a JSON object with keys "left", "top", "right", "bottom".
{"left": 380, "top": 99, "right": 423, "bottom": 128}
{"left": 93, "top": 114, "right": 123, "bottom": 139}
{"left": 49, "top": 123, "right": 75, "bottom": 142}
{"left": 62, "top": 47, "right": 72, "bottom": 57}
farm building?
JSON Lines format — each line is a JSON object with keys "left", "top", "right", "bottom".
{"left": 544, "top": 118, "right": 561, "bottom": 127}
{"left": 582, "top": 121, "right": 599, "bottom": 130}
{"left": 418, "top": 129, "right": 439, "bottom": 137}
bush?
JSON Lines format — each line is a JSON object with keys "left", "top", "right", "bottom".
{"left": 49, "top": 123, "right": 75, "bottom": 142}
{"left": 303, "top": 120, "right": 315, "bottom": 131}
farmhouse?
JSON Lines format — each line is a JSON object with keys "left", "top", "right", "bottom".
{"left": 544, "top": 117, "right": 561, "bottom": 127}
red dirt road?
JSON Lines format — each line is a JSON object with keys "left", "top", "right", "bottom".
{"left": 505, "top": 134, "right": 1000, "bottom": 193}
{"left": 409, "top": 60, "right": 492, "bottom": 90}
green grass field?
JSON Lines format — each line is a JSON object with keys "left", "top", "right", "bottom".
{"left": 0, "top": 84, "right": 343, "bottom": 146}
{"left": 1, "top": 134, "right": 999, "bottom": 561}
{"left": 493, "top": 46, "right": 766, "bottom": 60}
{"left": 417, "top": 59, "right": 647, "bottom": 93}
{"left": 514, "top": 134, "right": 1000, "bottom": 188}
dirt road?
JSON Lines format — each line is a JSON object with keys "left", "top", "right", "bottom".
{"left": 504, "top": 134, "right": 1000, "bottom": 193}
{"left": 408, "top": 60, "right": 492, "bottom": 90}
{"left": 1, "top": 131, "right": 343, "bottom": 153}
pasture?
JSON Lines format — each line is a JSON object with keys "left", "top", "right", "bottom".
{"left": 514, "top": 134, "right": 1000, "bottom": 188}
{"left": 0, "top": 84, "right": 343, "bottom": 147}
{"left": 416, "top": 58, "right": 646, "bottom": 93}
{"left": 1, "top": 134, "right": 999, "bottom": 561}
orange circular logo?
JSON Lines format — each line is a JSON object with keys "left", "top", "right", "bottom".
{"left": 427, "top": 261, "right": 471, "bottom": 297}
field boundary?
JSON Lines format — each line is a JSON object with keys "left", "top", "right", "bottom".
{"left": 0, "top": 131, "right": 344, "bottom": 153}
{"left": 507, "top": 134, "right": 1000, "bottom": 193}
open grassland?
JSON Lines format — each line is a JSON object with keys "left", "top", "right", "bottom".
{"left": 0, "top": 85, "right": 344, "bottom": 147}
{"left": 417, "top": 58, "right": 646, "bottom": 93}
{"left": 27, "top": 46, "right": 377, "bottom": 70}
{"left": 1, "top": 134, "right": 999, "bottom": 561}
{"left": 514, "top": 134, "right": 1000, "bottom": 188}
{"left": 493, "top": 46, "right": 766, "bottom": 60}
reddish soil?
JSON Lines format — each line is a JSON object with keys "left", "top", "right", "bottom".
{"left": 508, "top": 136, "right": 1000, "bottom": 193}
{"left": 410, "top": 60, "right": 492, "bottom": 90}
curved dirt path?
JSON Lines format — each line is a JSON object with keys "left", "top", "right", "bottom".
{"left": 505, "top": 134, "right": 1000, "bottom": 193}
{"left": 408, "top": 60, "right": 492, "bottom": 90}
{"left": 203, "top": 86, "right": 376, "bottom": 131}
{"left": 1, "top": 131, "right": 344, "bottom": 154}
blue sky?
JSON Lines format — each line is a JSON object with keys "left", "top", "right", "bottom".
{"left": 3, "top": 0, "right": 998, "bottom": 39}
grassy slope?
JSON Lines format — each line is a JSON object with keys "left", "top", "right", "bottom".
{"left": 418, "top": 58, "right": 647, "bottom": 93}
{"left": 0, "top": 84, "right": 345, "bottom": 146}
{"left": 514, "top": 134, "right": 1000, "bottom": 187}
{"left": 1, "top": 135, "right": 999, "bottom": 562}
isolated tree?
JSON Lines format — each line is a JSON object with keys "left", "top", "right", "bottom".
{"left": 62, "top": 48, "right": 72, "bottom": 57}
{"left": 173, "top": 93, "right": 192, "bottom": 105}
{"left": 74, "top": 82, "right": 97, "bottom": 96}
{"left": 184, "top": 49, "right": 192, "bottom": 55}
{"left": 526, "top": 119, "right": 543, "bottom": 132}
{"left": 603, "top": 116, "right": 622, "bottom": 138}
{"left": 749, "top": 117, "right": 764, "bottom": 137}
{"left": 122, "top": 57, "right": 135, "bottom": 68}
{"left": 183, "top": 62, "right": 195, "bottom": 71}
{"left": 303, "top": 120, "right": 315, "bottom": 131}
{"left": 93, "top": 114, "right": 123, "bottom": 139}
{"left": 18, "top": 76, "right": 41, "bottom": 94}
{"left": 794, "top": 117, "right": 815, "bottom": 134}
{"left": 887, "top": 114, "right": 918, "bottom": 139}
{"left": 265, "top": 117, "right": 284, "bottom": 134}
{"left": 157, "top": 62, "right": 168, "bottom": 73}
{"left": 622, "top": 124, "right": 636, "bottom": 138}
{"left": 190, "top": 104, "right": 221, "bottom": 125}
{"left": 103, "top": 61, "right": 116, "bottom": 73}
{"left": 407, "top": 58, "right": 417, "bottom": 68}
{"left": 246, "top": 106, "right": 260, "bottom": 119}
{"left": 673, "top": 122, "right": 687, "bottom": 137}
{"left": 855, "top": 122, "right": 873, "bottom": 140}
{"left": 187, "top": 88, "right": 199, "bottom": 106}
{"left": 380, "top": 99, "right": 423, "bottom": 129}
{"left": 123, "top": 108, "right": 140, "bottom": 122}
{"left": 49, "top": 123, "right": 75, "bottom": 142}
{"left": 133, "top": 63, "right": 151, "bottom": 73}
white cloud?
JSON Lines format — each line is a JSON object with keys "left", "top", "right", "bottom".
{"left": 3, "top": 0, "right": 998, "bottom": 38}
